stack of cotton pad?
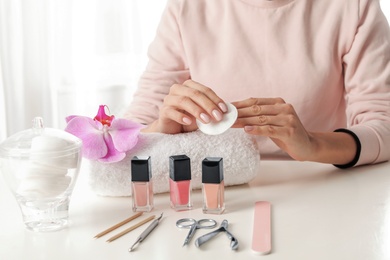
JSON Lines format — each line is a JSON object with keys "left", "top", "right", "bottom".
{"left": 85, "top": 128, "right": 260, "bottom": 197}
{"left": 17, "top": 136, "right": 77, "bottom": 199}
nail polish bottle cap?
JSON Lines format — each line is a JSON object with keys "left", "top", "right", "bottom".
{"left": 131, "top": 156, "right": 152, "bottom": 182}
{"left": 169, "top": 155, "right": 191, "bottom": 181}
{"left": 202, "top": 157, "right": 224, "bottom": 184}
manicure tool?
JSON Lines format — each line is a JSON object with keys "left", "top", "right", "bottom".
{"left": 252, "top": 201, "right": 272, "bottom": 255}
{"left": 107, "top": 215, "right": 155, "bottom": 243}
{"left": 195, "top": 219, "right": 239, "bottom": 250}
{"left": 94, "top": 212, "right": 143, "bottom": 238}
{"left": 128, "top": 213, "right": 163, "bottom": 252}
{"left": 176, "top": 218, "right": 217, "bottom": 246}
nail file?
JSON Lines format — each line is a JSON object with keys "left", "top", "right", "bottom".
{"left": 196, "top": 102, "right": 237, "bottom": 135}
{"left": 252, "top": 201, "right": 272, "bottom": 255}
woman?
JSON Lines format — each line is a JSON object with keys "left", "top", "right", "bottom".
{"left": 124, "top": 0, "right": 390, "bottom": 168}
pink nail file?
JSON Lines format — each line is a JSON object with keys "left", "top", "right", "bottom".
{"left": 252, "top": 201, "right": 272, "bottom": 255}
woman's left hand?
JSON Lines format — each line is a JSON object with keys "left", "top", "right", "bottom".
{"left": 232, "top": 97, "right": 314, "bottom": 161}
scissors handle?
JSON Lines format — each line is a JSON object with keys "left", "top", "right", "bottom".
{"left": 197, "top": 219, "right": 217, "bottom": 228}
{"left": 176, "top": 218, "right": 197, "bottom": 228}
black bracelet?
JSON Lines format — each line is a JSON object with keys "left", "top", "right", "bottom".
{"left": 333, "top": 128, "right": 361, "bottom": 169}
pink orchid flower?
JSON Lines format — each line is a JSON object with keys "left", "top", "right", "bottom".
{"left": 65, "top": 105, "right": 143, "bottom": 163}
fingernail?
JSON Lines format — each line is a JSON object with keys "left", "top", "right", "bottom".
{"left": 245, "top": 126, "right": 254, "bottom": 132}
{"left": 212, "top": 109, "right": 223, "bottom": 121}
{"left": 218, "top": 103, "right": 228, "bottom": 113}
{"left": 182, "top": 117, "right": 192, "bottom": 125}
{"left": 200, "top": 113, "right": 211, "bottom": 123}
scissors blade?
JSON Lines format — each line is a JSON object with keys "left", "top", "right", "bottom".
{"left": 182, "top": 224, "right": 197, "bottom": 246}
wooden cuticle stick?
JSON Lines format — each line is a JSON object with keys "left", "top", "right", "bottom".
{"left": 94, "top": 212, "right": 143, "bottom": 239}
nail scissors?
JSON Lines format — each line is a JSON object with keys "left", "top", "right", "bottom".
{"left": 176, "top": 218, "right": 217, "bottom": 246}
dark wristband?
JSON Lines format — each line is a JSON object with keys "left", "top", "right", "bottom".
{"left": 333, "top": 128, "right": 361, "bottom": 169}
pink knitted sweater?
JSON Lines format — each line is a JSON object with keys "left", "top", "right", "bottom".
{"left": 125, "top": 0, "right": 390, "bottom": 166}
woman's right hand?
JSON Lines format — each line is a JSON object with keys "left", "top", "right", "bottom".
{"left": 142, "top": 80, "right": 228, "bottom": 134}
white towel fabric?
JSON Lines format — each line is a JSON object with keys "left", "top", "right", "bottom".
{"left": 84, "top": 129, "right": 260, "bottom": 197}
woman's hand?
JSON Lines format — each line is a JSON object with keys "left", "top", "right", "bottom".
{"left": 232, "top": 97, "right": 314, "bottom": 161}
{"left": 142, "top": 80, "right": 228, "bottom": 134}
{"left": 232, "top": 97, "right": 357, "bottom": 164}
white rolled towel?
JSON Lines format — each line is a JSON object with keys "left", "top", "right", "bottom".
{"left": 85, "top": 129, "right": 260, "bottom": 197}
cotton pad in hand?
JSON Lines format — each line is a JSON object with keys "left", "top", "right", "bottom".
{"left": 196, "top": 103, "right": 238, "bottom": 135}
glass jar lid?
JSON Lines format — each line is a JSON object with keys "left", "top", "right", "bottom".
{"left": 0, "top": 117, "right": 82, "bottom": 159}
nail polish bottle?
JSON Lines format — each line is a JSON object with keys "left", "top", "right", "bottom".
{"left": 202, "top": 157, "right": 225, "bottom": 214}
{"left": 169, "top": 155, "right": 192, "bottom": 211}
{"left": 131, "top": 156, "right": 153, "bottom": 212}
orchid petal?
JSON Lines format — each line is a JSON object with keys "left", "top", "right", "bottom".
{"left": 65, "top": 115, "right": 79, "bottom": 123}
{"left": 65, "top": 117, "right": 108, "bottom": 160}
{"left": 109, "top": 119, "right": 143, "bottom": 152}
{"left": 98, "top": 132, "right": 126, "bottom": 163}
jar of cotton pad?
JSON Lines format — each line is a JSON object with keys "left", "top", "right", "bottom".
{"left": 0, "top": 117, "right": 82, "bottom": 232}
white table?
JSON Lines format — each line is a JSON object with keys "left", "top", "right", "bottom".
{"left": 1, "top": 160, "right": 390, "bottom": 260}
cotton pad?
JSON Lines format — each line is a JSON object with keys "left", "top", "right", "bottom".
{"left": 196, "top": 103, "right": 238, "bottom": 135}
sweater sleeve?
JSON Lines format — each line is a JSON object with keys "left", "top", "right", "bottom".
{"left": 124, "top": 0, "right": 189, "bottom": 124}
{"left": 342, "top": 0, "right": 390, "bottom": 166}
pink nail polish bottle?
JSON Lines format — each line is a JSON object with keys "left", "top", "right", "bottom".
{"left": 202, "top": 157, "right": 225, "bottom": 214}
{"left": 169, "top": 155, "right": 192, "bottom": 211}
{"left": 131, "top": 156, "right": 153, "bottom": 212}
